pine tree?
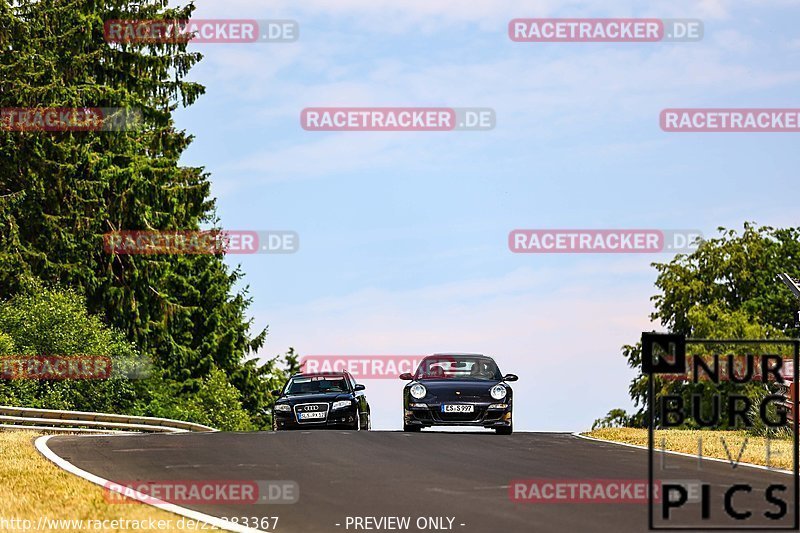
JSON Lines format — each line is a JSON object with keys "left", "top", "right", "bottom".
{"left": 0, "top": 0, "right": 276, "bottom": 426}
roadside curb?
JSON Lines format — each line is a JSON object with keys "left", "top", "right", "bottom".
{"left": 35, "top": 435, "right": 267, "bottom": 533}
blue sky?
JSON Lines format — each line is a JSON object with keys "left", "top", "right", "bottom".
{"left": 173, "top": 0, "right": 800, "bottom": 430}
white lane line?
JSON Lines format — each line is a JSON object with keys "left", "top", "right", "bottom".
{"left": 571, "top": 431, "right": 795, "bottom": 476}
{"left": 35, "top": 435, "right": 268, "bottom": 533}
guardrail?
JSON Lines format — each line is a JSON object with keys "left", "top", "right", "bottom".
{"left": 0, "top": 405, "right": 217, "bottom": 434}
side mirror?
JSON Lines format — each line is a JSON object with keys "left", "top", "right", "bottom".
{"left": 271, "top": 389, "right": 282, "bottom": 397}
{"left": 354, "top": 384, "right": 366, "bottom": 391}
{"left": 399, "top": 373, "right": 414, "bottom": 380}
{"left": 503, "top": 374, "right": 519, "bottom": 382}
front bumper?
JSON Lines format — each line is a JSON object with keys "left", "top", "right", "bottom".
{"left": 404, "top": 402, "right": 512, "bottom": 428}
{"left": 274, "top": 405, "right": 359, "bottom": 430}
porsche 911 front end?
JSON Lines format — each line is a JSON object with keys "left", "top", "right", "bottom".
{"left": 400, "top": 354, "right": 517, "bottom": 434}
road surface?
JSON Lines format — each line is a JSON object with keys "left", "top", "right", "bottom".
{"left": 45, "top": 431, "right": 797, "bottom": 532}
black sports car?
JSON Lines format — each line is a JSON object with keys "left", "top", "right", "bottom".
{"left": 272, "top": 371, "right": 371, "bottom": 430}
{"left": 400, "top": 353, "right": 518, "bottom": 434}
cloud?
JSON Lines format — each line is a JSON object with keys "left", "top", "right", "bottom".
{"left": 191, "top": 40, "right": 800, "bottom": 189}
{"left": 189, "top": 0, "right": 739, "bottom": 28}
{"left": 712, "top": 29, "right": 756, "bottom": 53}
{"left": 696, "top": 0, "right": 730, "bottom": 19}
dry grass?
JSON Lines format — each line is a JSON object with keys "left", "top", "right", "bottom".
{"left": 586, "top": 428, "right": 794, "bottom": 470}
{"left": 1, "top": 431, "right": 212, "bottom": 531}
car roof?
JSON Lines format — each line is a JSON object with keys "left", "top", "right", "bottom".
{"left": 428, "top": 353, "right": 490, "bottom": 358}
{"left": 290, "top": 372, "right": 349, "bottom": 378}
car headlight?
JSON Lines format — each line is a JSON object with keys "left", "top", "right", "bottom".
{"left": 490, "top": 385, "right": 507, "bottom": 400}
{"left": 410, "top": 383, "right": 427, "bottom": 399}
{"left": 274, "top": 404, "right": 291, "bottom": 412}
{"left": 331, "top": 400, "right": 352, "bottom": 410}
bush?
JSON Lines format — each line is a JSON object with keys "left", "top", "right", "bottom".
{"left": 0, "top": 332, "right": 13, "bottom": 355}
{"left": 0, "top": 279, "right": 297, "bottom": 430}
{"left": 136, "top": 367, "right": 254, "bottom": 431}
{"left": 592, "top": 408, "right": 632, "bottom": 430}
{"left": 0, "top": 280, "right": 143, "bottom": 412}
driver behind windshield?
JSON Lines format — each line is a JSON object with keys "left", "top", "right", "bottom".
{"left": 417, "top": 358, "right": 501, "bottom": 380}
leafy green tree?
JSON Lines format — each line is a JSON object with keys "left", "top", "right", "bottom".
{"left": 619, "top": 224, "right": 800, "bottom": 426}
{"left": 0, "top": 280, "right": 279, "bottom": 430}
{"left": 0, "top": 279, "right": 143, "bottom": 412}
{"left": 651, "top": 224, "right": 800, "bottom": 335}
{"left": 0, "top": 0, "right": 283, "bottom": 426}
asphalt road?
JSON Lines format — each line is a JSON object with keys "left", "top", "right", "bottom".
{"left": 46, "top": 431, "right": 798, "bottom": 533}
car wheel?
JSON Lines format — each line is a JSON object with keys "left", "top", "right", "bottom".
{"left": 495, "top": 424, "right": 513, "bottom": 435}
{"left": 403, "top": 424, "right": 421, "bottom": 432}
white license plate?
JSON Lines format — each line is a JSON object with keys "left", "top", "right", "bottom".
{"left": 442, "top": 404, "right": 474, "bottom": 413}
{"left": 298, "top": 411, "right": 326, "bottom": 419}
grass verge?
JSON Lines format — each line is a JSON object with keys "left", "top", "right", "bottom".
{"left": 1, "top": 431, "right": 214, "bottom": 532}
{"left": 585, "top": 428, "right": 794, "bottom": 470}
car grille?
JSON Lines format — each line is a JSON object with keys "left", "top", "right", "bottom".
{"left": 294, "top": 402, "right": 329, "bottom": 424}
{"left": 445, "top": 395, "right": 485, "bottom": 402}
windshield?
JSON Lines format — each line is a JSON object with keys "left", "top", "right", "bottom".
{"left": 285, "top": 375, "right": 350, "bottom": 395}
{"left": 414, "top": 357, "right": 502, "bottom": 381}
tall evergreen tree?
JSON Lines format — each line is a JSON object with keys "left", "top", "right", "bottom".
{"left": 0, "top": 0, "right": 276, "bottom": 425}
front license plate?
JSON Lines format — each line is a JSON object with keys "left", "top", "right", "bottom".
{"left": 298, "top": 411, "right": 326, "bottom": 420}
{"left": 442, "top": 404, "right": 474, "bottom": 413}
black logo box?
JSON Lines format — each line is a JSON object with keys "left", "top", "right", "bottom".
{"left": 643, "top": 333, "right": 800, "bottom": 530}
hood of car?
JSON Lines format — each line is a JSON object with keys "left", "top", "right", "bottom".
{"left": 277, "top": 392, "right": 351, "bottom": 406}
{"left": 410, "top": 379, "right": 506, "bottom": 400}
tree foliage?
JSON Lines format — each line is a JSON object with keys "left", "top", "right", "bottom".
{"left": 0, "top": 281, "right": 300, "bottom": 430}
{"left": 591, "top": 408, "right": 631, "bottom": 430}
{"left": 0, "top": 280, "right": 144, "bottom": 413}
{"left": 619, "top": 224, "right": 800, "bottom": 426}
{"left": 0, "top": 0, "right": 290, "bottom": 428}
